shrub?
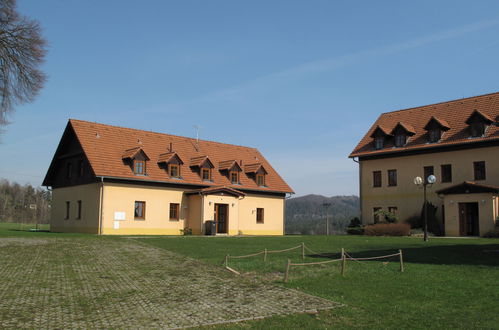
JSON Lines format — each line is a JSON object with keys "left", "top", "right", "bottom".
{"left": 405, "top": 215, "right": 421, "bottom": 229}
{"left": 348, "top": 217, "right": 361, "bottom": 227}
{"left": 180, "top": 227, "right": 192, "bottom": 236}
{"left": 374, "top": 210, "right": 398, "bottom": 223}
{"left": 346, "top": 227, "right": 364, "bottom": 235}
{"left": 483, "top": 228, "right": 499, "bottom": 238}
{"left": 364, "top": 223, "right": 411, "bottom": 236}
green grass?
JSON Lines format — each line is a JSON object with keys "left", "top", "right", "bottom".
{"left": 139, "top": 235, "right": 499, "bottom": 329}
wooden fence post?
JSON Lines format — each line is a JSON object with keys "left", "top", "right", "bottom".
{"left": 399, "top": 249, "right": 404, "bottom": 272}
{"left": 341, "top": 248, "right": 345, "bottom": 259}
{"left": 284, "top": 259, "right": 291, "bottom": 283}
{"left": 341, "top": 252, "right": 346, "bottom": 277}
{"left": 301, "top": 242, "right": 305, "bottom": 260}
{"left": 225, "top": 255, "right": 229, "bottom": 268}
{"left": 264, "top": 248, "right": 267, "bottom": 262}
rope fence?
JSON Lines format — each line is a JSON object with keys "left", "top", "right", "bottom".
{"left": 222, "top": 243, "right": 405, "bottom": 281}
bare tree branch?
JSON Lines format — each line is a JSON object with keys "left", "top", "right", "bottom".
{"left": 0, "top": 0, "right": 47, "bottom": 127}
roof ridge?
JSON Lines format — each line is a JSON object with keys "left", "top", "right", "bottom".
{"left": 69, "top": 119, "right": 259, "bottom": 150}
{"left": 380, "top": 90, "right": 499, "bottom": 115}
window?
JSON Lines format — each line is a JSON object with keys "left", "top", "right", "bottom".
{"left": 424, "top": 166, "right": 434, "bottom": 183}
{"left": 441, "top": 164, "right": 452, "bottom": 183}
{"left": 169, "top": 164, "right": 180, "bottom": 178}
{"left": 394, "top": 134, "right": 406, "bottom": 147}
{"left": 256, "top": 208, "right": 264, "bottom": 223}
{"left": 470, "top": 123, "right": 485, "bottom": 137}
{"left": 134, "top": 201, "right": 145, "bottom": 219}
{"left": 169, "top": 203, "right": 179, "bottom": 221}
{"left": 373, "top": 207, "right": 382, "bottom": 224}
{"left": 388, "top": 206, "right": 398, "bottom": 215}
{"left": 66, "top": 162, "right": 72, "bottom": 179}
{"left": 373, "top": 171, "right": 382, "bottom": 187}
{"left": 78, "top": 160, "right": 84, "bottom": 177}
{"left": 65, "top": 201, "right": 70, "bottom": 220}
{"left": 202, "top": 168, "right": 211, "bottom": 181}
{"left": 474, "top": 161, "right": 486, "bottom": 180}
{"left": 388, "top": 169, "right": 397, "bottom": 186}
{"left": 429, "top": 129, "right": 441, "bottom": 143}
{"left": 374, "top": 137, "right": 384, "bottom": 150}
{"left": 134, "top": 160, "right": 145, "bottom": 175}
{"left": 256, "top": 174, "right": 265, "bottom": 186}
{"left": 230, "top": 171, "right": 239, "bottom": 184}
{"left": 76, "top": 200, "right": 82, "bottom": 220}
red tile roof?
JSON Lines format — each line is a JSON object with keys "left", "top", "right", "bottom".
{"left": 67, "top": 119, "right": 293, "bottom": 193}
{"left": 350, "top": 92, "right": 499, "bottom": 158}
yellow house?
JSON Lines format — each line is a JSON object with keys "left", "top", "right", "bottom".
{"left": 43, "top": 120, "right": 294, "bottom": 235}
{"left": 349, "top": 92, "right": 499, "bottom": 236}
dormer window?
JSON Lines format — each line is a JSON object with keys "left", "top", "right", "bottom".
{"left": 390, "top": 122, "right": 415, "bottom": 148}
{"left": 245, "top": 163, "right": 268, "bottom": 187}
{"left": 230, "top": 171, "right": 239, "bottom": 184}
{"left": 190, "top": 156, "right": 214, "bottom": 182}
{"left": 256, "top": 174, "right": 265, "bottom": 186}
{"left": 370, "top": 125, "right": 392, "bottom": 150}
{"left": 169, "top": 164, "right": 180, "bottom": 178}
{"left": 122, "top": 147, "right": 150, "bottom": 176}
{"left": 466, "top": 110, "right": 493, "bottom": 138}
{"left": 394, "top": 134, "right": 406, "bottom": 147}
{"left": 202, "top": 168, "right": 211, "bottom": 181}
{"left": 134, "top": 160, "right": 145, "bottom": 175}
{"left": 424, "top": 116, "right": 450, "bottom": 144}
{"left": 158, "top": 152, "right": 184, "bottom": 179}
{"left": 374, "top": 137, "right": 384, "bottom": 150}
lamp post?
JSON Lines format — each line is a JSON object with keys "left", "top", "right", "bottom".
{"left": 322, "top": 202, "right": 331, "bottom": 236}
{"left": 413, "top": 174, "right": 436, "bottom": 242}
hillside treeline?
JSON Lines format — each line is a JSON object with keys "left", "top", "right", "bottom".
{"left": 285, "top": 194, "right": 360, "bottom": 235}
{"left": 0, "top": 179, "right": 51, "bottom": 224}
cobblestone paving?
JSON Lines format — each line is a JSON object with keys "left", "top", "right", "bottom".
{"left": 0, "top": 237, "right": 339, "bottom": 329}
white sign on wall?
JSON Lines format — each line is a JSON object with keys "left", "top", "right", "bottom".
{"left": 113, "top": 221, "right": 120, "bottom": 229}
{"left": 114, "top": 212, "right": 126, "bottom": 220}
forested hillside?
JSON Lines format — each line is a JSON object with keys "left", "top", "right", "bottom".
{"left": 0, "top": 179, "right": 51, "bottom": 224}
{"left": 285, "top": 194, "right": 359, "bottom": 235}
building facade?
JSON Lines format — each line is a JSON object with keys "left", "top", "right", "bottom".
{"left": 350, "top": 92, "right": 499, "bottom": 236}
{"left": 43, "top": 120, "right": 293, "bottom": 235}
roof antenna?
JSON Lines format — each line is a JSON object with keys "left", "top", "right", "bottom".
{"left": 193, "top": 124, "right": 202, "bottom": 152}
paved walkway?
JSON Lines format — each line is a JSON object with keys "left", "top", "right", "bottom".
{"left": 0, "top": 237, "right": 338, "bottom": 329}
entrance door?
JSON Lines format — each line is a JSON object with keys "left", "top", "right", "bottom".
{"left": 458, "top": 202, "right": 479, "bottom": 236}
{"left": 214, "top": 204, "right": 228, "bottom": 234}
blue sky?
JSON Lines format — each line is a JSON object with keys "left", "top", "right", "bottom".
{"left": 2, "top": 0, "right": 499, "bottom": 196}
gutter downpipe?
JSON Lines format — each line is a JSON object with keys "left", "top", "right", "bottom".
{"left": 352, "top": 157, "right": 362, "bottom": 224}
{"left": 284, "top": 192, "right": 294, "bottom": 235}
{"left": 98, "top": 177, "right": 104, "bottom": 235}
{"left": 199, "top": 192, "right": 204, "bottom": 235}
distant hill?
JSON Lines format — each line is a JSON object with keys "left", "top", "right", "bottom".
{"left": 285, "top": 194, "right": 360, "bottom": 235}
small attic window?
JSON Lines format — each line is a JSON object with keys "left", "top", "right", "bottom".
{"left": 230, "top": 171, "right": 240, "bottom": 184}
{"left": 424, "top": 116, "right": 450, "bottom": 144}
{"left": 391, "top": 122, "right": 415, "bottom": 148}
{"left": 374, "top": 137, "right": 384, "bottom": 150}
{"left": 466, "top": 110, "right": 493, "bottom": 138}
{"left": 169, "top": 164, "right": 180, "bottom": 178}
{"left": 134, "top": 160, "right": 145, "bottom": 175}
{"left": 202, "top": 168, "right": 212, "bottom": 181}
{"left": 257, "top": 174, "right": 265, "bottom": 186}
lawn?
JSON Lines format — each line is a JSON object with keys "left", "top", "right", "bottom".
{"left": 138, "top": 235, "right": 499, "bottom": 329}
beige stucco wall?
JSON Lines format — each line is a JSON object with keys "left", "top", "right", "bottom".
{"left": 101, "top": 182, "right": 187, "bottom": 235}
{"left": 359, "top": 145, "right": 499, "bottom": 236}
{"left": 237, "top": 193, "right": 284, "bottom": 235}
{"left": 442, "top": 193, "right": 496, "bottom": 236}
{"left": 51, "top": 183, "right": 101, "bottom": 234}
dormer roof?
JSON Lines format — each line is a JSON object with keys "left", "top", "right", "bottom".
{"left": 157, "top": 152, "right": 183, "bottom": 165}
{"left": 424, "top": 116, "right": 451, "bottom": 131}
{"left": 244, "top": 163, "right": 268, "bottom": 174}
{"left": 190, "top": 156, "right": 214, "bottom": 168}
{"left": 350, "top": 91, "right": 499, "bottom": 158}
{"left": 391, "top": 122, "right": 416, "bottom": 136}
{"left": 465, "top": 109, "right": 494, "bottom": 125}
{"left": 122, "top": 147, "right": 149, "bottom": 161}
{"left": 219, "top": 160, "right": 242, "bottom": 172}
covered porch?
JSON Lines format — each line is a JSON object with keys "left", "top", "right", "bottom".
{"left": 437, "top": 182, "right": 499, "bottom": 237}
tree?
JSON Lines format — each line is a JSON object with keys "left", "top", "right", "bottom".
{"left": 0, "top": 0, "right": 46, "bottom": 126}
